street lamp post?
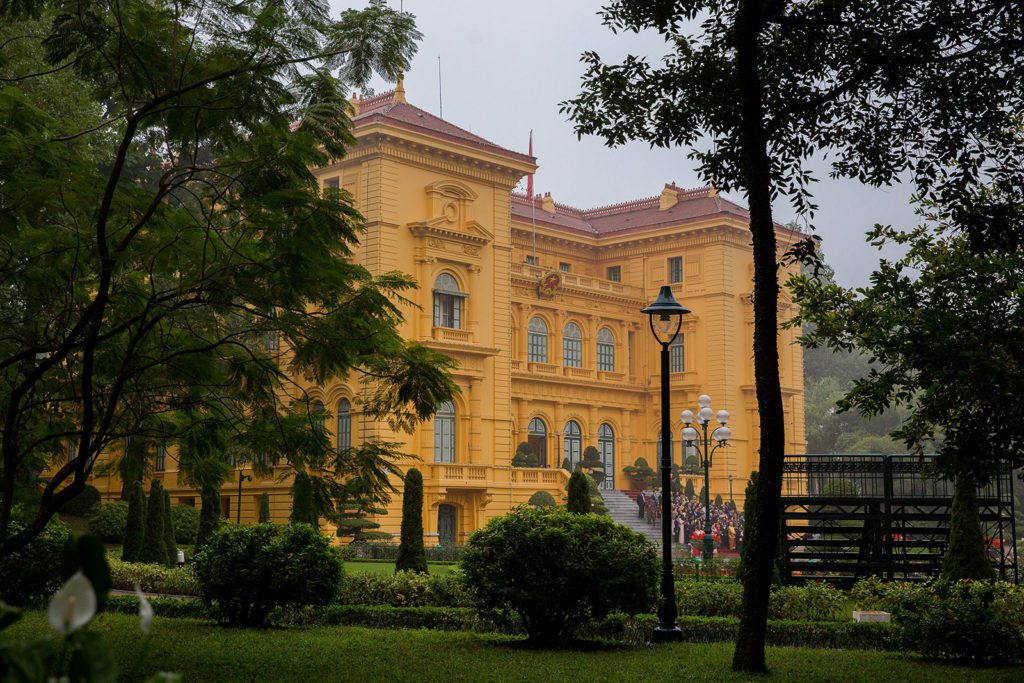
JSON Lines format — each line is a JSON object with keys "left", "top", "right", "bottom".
{"left": 641, "top": 285, "right": 689, "bottom": 644}
{"left": 681, "top": 397, "right": 731, "bottom": 562}
{"left": 237, "top": 470, "right": 252, "bottom": 524}
{"left": 728, "top": 473, "right": 735, "bottom": 506}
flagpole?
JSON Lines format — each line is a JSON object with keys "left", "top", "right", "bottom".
{"left": 528, "top": 130, "right": 537, "bottom": 266}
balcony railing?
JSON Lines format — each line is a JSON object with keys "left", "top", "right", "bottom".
{"left": 510, "top": 263, "right": 644, "bottom": 299}
{"left": 432, "top": 463, "right": 490, "bottom": 486}
{"left": 528, "top": 362, "right": 558, "bottom": 374}
{"left": 428, "top": 463, "right": 569, "bottom": 489}
{"left": 432, "top": 327, "right": 472, "bottom": 344}
{"left": 564, "top": 367, "right": 593, "bottom": 379}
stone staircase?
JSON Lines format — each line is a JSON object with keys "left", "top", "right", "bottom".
{"left": 601, "top": 489, "right": 663, "bottom": 545}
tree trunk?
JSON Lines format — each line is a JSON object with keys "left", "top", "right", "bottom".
{"left": 941, "top": 474, "right": 996, "bottom": 581}
{"left": 732, "top": 0, "right": 787, "bottom": 673}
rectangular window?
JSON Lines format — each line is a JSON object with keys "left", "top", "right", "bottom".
{"left": 559, "top": 262, "right": 571, "bottom": 272}
{"left": 606, "top": 266, "right": 621, "bottom": 282}
{"left": 433, "top": 293, "right": 461, "bottom": 328}
{"left": 222, "top": 496, "right": 231, "bottom": 520}
{"left": 434, "top": 418, "right": 455, "bottom": 463}
{"left": 525, "top": 255, "right": 537, "bottom": 265}
{"left": 670, "top": 339, "right": 685, "bottom": 373}
{"left": 668, "top": 256, "right": 683, "bottom": 283}
{"left": 597, "top": 343, "right": 615, "bottom": 372}
{"left": 563, "top": 338, "right": 583, "bottom": 367}
{"left": 528, "top": 334, "right": 548, "bottom": 363}
{"left": 324, "top": 177, "right": 340, "bottom": 189}
{"left": 155, "top": 444, "right": 166, "bottom": 472}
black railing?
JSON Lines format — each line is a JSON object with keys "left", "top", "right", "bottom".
{"left": 779, "top": 454, "right": 1018, "bottom": 586}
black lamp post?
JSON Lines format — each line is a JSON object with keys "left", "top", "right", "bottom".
{"left": 641, "top": 285, "right": 689, "bottom": 643}
{"left": 681, "top": 396, "right": 731, "bottom": 562}
{"left": 728, "top": 473, "right": 735, "bottom": 506}
{"left": 237, "top": 470, "right": 252, "bottom": 524}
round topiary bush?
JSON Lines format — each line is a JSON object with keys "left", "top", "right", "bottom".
{"left": 528, "top": 490, "right": 556, "bottom": 508}
{"left": 0, "top": 513, "right": 72, "bottom": 605}
{"left": 59, "top": 484, "right": 102, "bottom": 517}
{"left": 171, "top": 504, "right": 200, "bottom": 545}
{"left": 461, "top": 506, "right": 658, "bottom": 644}
{"left": 87, "top": 501, "right": 129, "bottom": 543}
{"left": 192, "top": 523, "right": 343, "bottom": 627}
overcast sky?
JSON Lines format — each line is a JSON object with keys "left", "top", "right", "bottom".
{"left": 333, "top": 0, "right": 917, "bottom": 289}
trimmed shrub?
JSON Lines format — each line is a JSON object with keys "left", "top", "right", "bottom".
{"left": 462, "top": 506, "right": 658, "bottom": 643}
{"left": 676, "top": 579, "right": 744, "bottom": 617}
{"left": 684, "top": 478, "right": 696, "bottom": 499}
{"left": 258, "top": 492, "right": 271, "bottom": 523}
{"left": 336, "top": 569, "right": 472, "bottom": 608}
{"left": 622, "top": 457, "right": 655, "bottom": 489}
{"left": 88, "top": 501, "right": 129, "bottom": 543}
{"left": 171, "top": 504, "right": 200, "bottom": 545}
{"left": 59, "top": 484, "right": 102, "bottom": 517}
{"left": 714, "top": 493, "right": 723, "bottom": 508}
{"left": 108, "top": 556, "right": 201, "bottom": 596}
{"left": 192, "top": 523, "right": 342, "bottom": 627}
{"left": 769, "top": 582, "right": 846, "bottom": 622}
{"left": 0, "top": 513, "right": 71, "bottom": 605}
{"left": 348, "top": 540, "right": 465, "bottom": 562}
{"left": 141, "top": 480, "right": 168, "bottom": 564}
{"left": 162, "top": 488, "right": 177, "bottom": 566}
{"left": 528, "top": 490, "right": 556, "bottom": 508}
{"left": 395, "top": 468, "right": 427, "bottom": 574}
{"left": 290, "top": 471, "right": 318, "bottom": 529}
{"left": 106, "top": 594, "right": 211, "bottom": 620}
{"left": 566, "top": 469, "right": 591, "bottom": 514}
{"left": 196, "top": 484, "right": 221, "bottom": 548}
{"left": 122, "top": 480, "right": 146, "bottom": 562}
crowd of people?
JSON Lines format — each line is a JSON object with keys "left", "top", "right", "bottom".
{"left": 636, "top": 487, "right": 745, "bottom": 552}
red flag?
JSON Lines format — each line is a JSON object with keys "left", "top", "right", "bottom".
{"left": 527, "top": 130, "right": 534, "bottom": 199}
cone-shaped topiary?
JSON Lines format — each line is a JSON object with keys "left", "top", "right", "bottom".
{"left": 162, "top": 488, "right": 177, "bottom": 566}
{"left": 714, "top": 493, "right": 723, "bottom": 508}
{"left": 141, "top": 480, "right": 168, "bottom": 564}
{"left": 566, "top": 469, "right": 592, "bottom": 514}
{"left": 684, "top": 478, "right": 696, "bottom": 499}
{"left": 736, "top": 471, "right": 781, "bottom": 585}
{"left": 395, "top": 468, "right": 428, "bottom": 574}
{"left": 196, "top": 483, "right": 221, "bottom": 549}
{"left": 258, "top": 492, "right": 271, "bottom": 523}
{"left": 290, "top": 471, "right": 319, "bottom": 529}
{"left": 941, "top": 474, "right": 996, "bottom": 581}
{"left": 121, "top": 480, "right": 146, "bottom": 563}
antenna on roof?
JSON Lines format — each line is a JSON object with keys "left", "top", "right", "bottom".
{"left": 437, "top": 54, "right": 444, "bottom": 119}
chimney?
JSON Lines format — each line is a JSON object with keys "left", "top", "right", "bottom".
{"left": 349, "top": 92, "right": 360, "bottom": 116}
{"left": 541, "top": 192, "right": 556, "bottom": 214}
{"left": 659, "top": 183, "right": 679, "bottom": 211}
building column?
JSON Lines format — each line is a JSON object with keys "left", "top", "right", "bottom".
{"left": 416, "top": 256, "right": 436, "bottom": 340}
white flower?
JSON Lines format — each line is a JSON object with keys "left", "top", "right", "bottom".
{"left": 47, "top": 572, "right": 96, "bottom": 636}
{"left": 135, "top": 584, "right": 153, "bottom": 635}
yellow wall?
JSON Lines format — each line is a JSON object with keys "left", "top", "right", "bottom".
{"left": 84, "top": 89, "right": 805, "bottom": 545}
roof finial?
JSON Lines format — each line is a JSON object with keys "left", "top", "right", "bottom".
{"left": 348, "top": 91, "right": 360, "bottom": 115}
{"left": 394, "top": 70, "right": 407, "bottom": 104}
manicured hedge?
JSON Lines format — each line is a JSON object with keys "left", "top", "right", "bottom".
{"left": 346, "top": 541, "right": 465, "bottom": 562}
{"left": 108, "top": 556, "right": 201, "bottom": 596}
{"left": 336, "top": 570, "right": 472, "bottom": 608}
{"left": 59, "top": 484, "right": 102, "bottom": 517}
{"left": 674, "top": 578, "right": 847, "bottom": 621}
{"left": 88, "top": 501, "right": 129, "bottom": 543}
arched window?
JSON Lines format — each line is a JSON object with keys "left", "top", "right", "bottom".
{"left": 598, "top": 424, "right": 615, "bottom": 490}
{"left": 563, "top": 420, "right": 582, "bottom": 471}
{"left": 528, "top": 417, "right": 548, "bottom": 467}
{"left": 311, "top": 400, "right": 325, "bottom": 433}
{"left": 527, "top": 317, "right": 548, "bottom": 363}
{"left": 670, "top": 336, "right": 685, "bottom": 373}
{"left": 337, "top": 398, "right": 352, "bottom": 452}
{"left": 597, "top": 327, "right": 615, "bottom": 371}
{"left": 562, "top": 323, "right": 583, "bottom": 368}
{"left": 433, "top": 273, "right": 465, "bottom": 329}
{"left": 434, "top": 400, "right": 456, "bottom": 463}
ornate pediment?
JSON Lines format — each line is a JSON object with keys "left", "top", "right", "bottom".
{"left": 408, "top": 180, "right": 493, "bottom": 247}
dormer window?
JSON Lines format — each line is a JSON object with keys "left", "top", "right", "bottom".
{"left": 433, "top": 272, "right": 466, "bottom": 329}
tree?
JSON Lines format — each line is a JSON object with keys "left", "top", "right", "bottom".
{"left": 528, "top": 491, "right": 556, "bottom": 508}
{"left": 714, "top": 494, "right": 723, "bottom": 508}
{"left": 566, "top": 470, "right": 592, "bottom": 514}
{"left": 622, "top": 457, "right": 655, "bottom": 490}
{"left": 141, "top": 480, "right": 167, "bottom": 564}
{"left": 195, "top": 485, "right": 221, "bottom": 549}
{"left": 684, "top": 479, "right": 696, "bottom": 500}
{"left": 941, "top": 477, "right": 996, "bottom": 581}
{"left": 563, "top": 1, "right": 1022, "bottom": 670}
{"left": 121, "top": 480, "right": 146, "bottom": 563}
{"left": 290, "top": 471, "right": 319, "bottom": 530}
{"left": 335, "top": 476, "right": 392, "bottom": 543}
{"left": 0, "top": 0, "right": 458, "bottom": 559}
{"left": 162, "top": 487, "right": 177, "bottom": 567}
{"left": 258, "top": 493, "right": 271, "bottom": 524}
{"left": 395, "top": 468, "right": 427, "bottom": 574}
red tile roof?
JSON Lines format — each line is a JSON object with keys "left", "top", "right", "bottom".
{"left": 353, "top": 89, "right": 533, "bottom": 165}
{"left": 510, "top": 185, "right": 757, "bottom": 238}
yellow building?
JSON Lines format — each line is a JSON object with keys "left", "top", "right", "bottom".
{"left": 89, "top": 79, "right": 805, "bottom": 545}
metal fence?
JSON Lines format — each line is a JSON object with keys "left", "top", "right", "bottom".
{"left": 779, "top": 454, "right": 1017, "bottom": 586}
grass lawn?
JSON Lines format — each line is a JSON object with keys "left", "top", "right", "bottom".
{"left": 4, "top": 613, "right": 1022, "bottom": 682}
{"left": 345, "top": 560, "right": 454, "bottom": 576}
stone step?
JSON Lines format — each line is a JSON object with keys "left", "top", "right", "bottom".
{"left": 601, "top": 489, "right": 663, "bottom": 544}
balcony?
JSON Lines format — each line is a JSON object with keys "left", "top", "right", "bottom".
{"left": 510, "top": 468, "right": 565, "bottom": 485}
{"left": 431, "top": 463, "right": 490, "bottom": 488}
{"left": 432, "top": 326, "right": 472, "bottom": 344}
{"left": 564, "top": 366, "right": 593, "bottom": 379}
{"left": 528, "top": 361, "right": 558, "bottom": 375}
{"left": 510, "top": 263, "right": 644, "bottom": 300}
{"left": 428, "top": 463, "right": 569, "bottom": 490}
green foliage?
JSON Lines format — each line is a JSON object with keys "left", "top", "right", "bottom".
{"left": 395, "top": 468, "right": 427, "bottom": 574}
{"left": 561, "top": 457, "right": 571, "bottom": 471}
{"left": 675, "top": 579, "right": 846, "bottom": 622}
{"left": 88, "top": 502, "right": 129, "bottom": 543}
{"left": 736, "top": 472, "right": 780, "bottom": 585}
{"left": 195, "top": 485, "right": 221, "bottom": 549}
{"left": 622, "top": 457, "right": 655, "bottom": 489}
{"left": 684, "top": 478, "right": 696, "bottom": 499}
{"left": 852, "top": 578, "right": 1024, "bottom": 664}
{"left": 461, "top": 506, "right": 658, "bottom": 643}
{"left": 141, "top": 481, "right": 167, "bottom": 565}
{"left": 121, "top": 481, "right": 146, "bottom": 562}
{"left": 162, "top": 488, "right": 177, "bottom": 567}
{"left": 527, "top": 491, "right": 556, "bottom": 508}
{"left": 566, "top": 470, "right": 591, "bottom": 514}
{"left": 59, "top": 484, "right": 102, "bottom": 517}
{"left": 941, "top": 476, "right": 996, "bottom": 581}
{"left": 258, "top": 493, "right": 271, "bottom": 523}
{"left": 0, "top": 0, "right": 454, "bottom": 558}
{"left": 581, "top": 445, "right": 602, "bottom": 471}
{"left": 584, "top": 469, "right": 609, "bottom": 515}
{"left": 337, "top": 570, "right": 472, "bottom": 608}
{"left": 335, "top": 476, "right": 391, "bottom": 542}
{"left": 193, "top": 523, "right": 343, "bottom": 627}
{"left": 108, "top": 556, "right": 200, "bottom": 596}
{"left": 348, "top": 541, "right": 465, "bottom": 562}
{"left": 0, "top": 514, "right": 70, "bottom": 605}
{"left": 170, "top": 505, "right": 200, "bottom": 545}
{"left": 714, "top": 493, "right": 723, "bottom": 508}
{"left": 511, "top": 443, "right": 539, "bottom": 467}
{"left": 290, "top": 471, "right": 319, "bottom": 529}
